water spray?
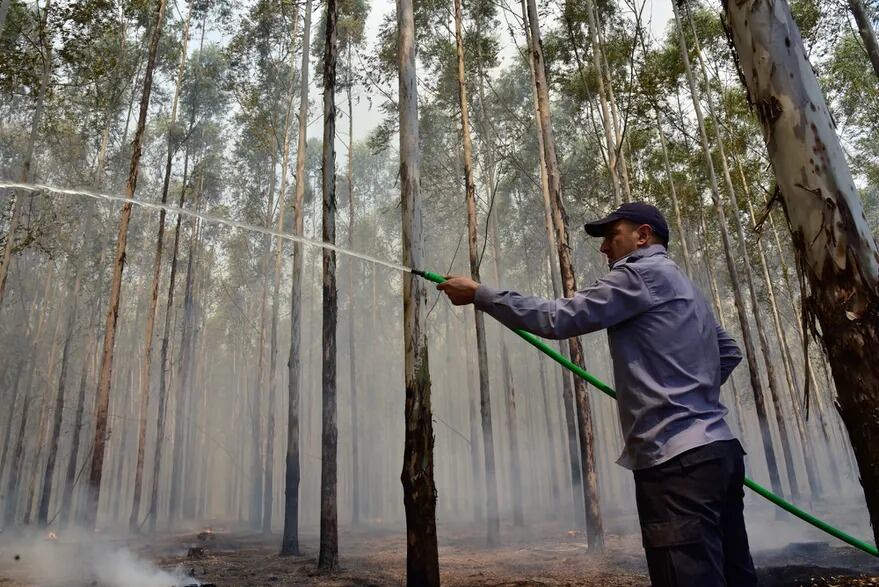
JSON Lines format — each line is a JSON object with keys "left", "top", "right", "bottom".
{"left": 4, "top": 180, "right": 876, "bottom": 557}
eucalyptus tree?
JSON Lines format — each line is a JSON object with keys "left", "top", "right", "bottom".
{"left": 524, "top": 0, "right": 604, "bottom": 551}
{"left": 281, "top": 0, "right": 313, "bottom": 557}
{"left": 265, "top": 0, "right": 301, "bottom": 535}
{"left": 723, "top": 0, "right": 879, "bottom": 543}
{"left": 85, "top": 0, "right": 167, "bottom": 529}
{"left": 452, "top": 0, "right": 500, "bottom": 544}
{"left": 398, "top": 0, "right": 440, "bottom": 580}
{"left": 317, "top": 0, "right": 340, "bottom": 569}
{"left": 668, "top": 0, "right": 784, "bottom": 498}
{"left": 130, "top": 0, "right": 194, "bottom": 531}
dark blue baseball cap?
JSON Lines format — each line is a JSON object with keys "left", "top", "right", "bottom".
{"left": 584, "top": 202, "right": 670, "bottom": 244}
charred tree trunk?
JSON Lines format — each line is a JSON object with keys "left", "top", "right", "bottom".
{"left": 453, "top": 0, "right": 500, "bottom": 545}
{"left": 318, "top": 0, "right": 339, "bottom": 569}
{"left": 723, "top": 0, "right": 879, "bottom": 542}
{"left": 265, "top": 4, "right": 301, "bottom": 534}
{"left": 398, "top": 0, "right": 440, "bottom": 580}
{"left": 281, "top": 0, "right": 312, "bottom": 557}
{"left": 526, "top": 0, "right": 604, "bottom": 550}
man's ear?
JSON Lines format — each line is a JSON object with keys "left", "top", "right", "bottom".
{"left": 637, "top": 224, "right": 653, "bottom": 245}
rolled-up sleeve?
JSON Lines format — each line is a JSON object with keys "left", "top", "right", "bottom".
{"left": 473, "top": 266, "right": 654, "bottom": 339}
{"left": 716, "top": 323, "right": 743, "bottom": 384}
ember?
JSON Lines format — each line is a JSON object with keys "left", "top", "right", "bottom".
{"left": 45, "top": 532, "right": 57, "bottom": 541}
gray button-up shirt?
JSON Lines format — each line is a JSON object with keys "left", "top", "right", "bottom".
{"left": 473, "top": 244, "right": 741, "bottom": 470}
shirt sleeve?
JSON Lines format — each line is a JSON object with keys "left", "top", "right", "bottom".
{"left": 473, "top": 265, "right": 655, "bottom": 339}
{"left": 716, "top": 323, "right": 743, "bottom": 384}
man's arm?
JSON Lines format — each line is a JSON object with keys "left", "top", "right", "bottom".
{"left": 716, "top": 323, "right": 743, "bottom": 384}
{"left": 440, "top": 266, "right": 654, "bottom": 339}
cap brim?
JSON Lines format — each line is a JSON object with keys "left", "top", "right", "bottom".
{"left": 583, "top": 213, "right": 621, "bottom": 237}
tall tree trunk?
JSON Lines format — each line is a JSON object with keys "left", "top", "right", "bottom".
{"left": 474, "top": 30, "right": 525, "bottom": 528}
{"left": 130, "top": 2, "right": 193, "bottom": 531}
{"left": 685, "top": 3, "right": 801, "bottom": 499}
{"left": 37, "top": 275, "right": 80, "bottom": 525}
{"left": 345, "top": 43, "right": 361, "bottom": 527}
{"left": 281, "top": 0, "right": 313, "bottom": 557}
{"left": 847, "top": 0, "right": 879, "bottom": 80}
{"left": 525, "top": 0, "right": 604, "bottom": 550}
{"left": 723, "top": 0, "right": 879, "bottom": 542}
{"left": 85, "top": 0, "right": 166, "bottom": 529}
{"left": 520, "top": 0, "right": 582, "bottom": 521}
{"left": 574, "top": 0, "right": 621, "bottom": 206}
{"left": 398, "top": 0, "right": 440, "bottom": 580}
{"left": 671, "top": 0, "right": 783, "bottom": 497}
{"left": 0, "top": 0, "right": 51, "bottom": 310}
{"left": 318, "top": 0, "right": 339, "bottom": 569}
{"left": 654, "top": 110, "right": 693, "bottom": 276}
{"left": 743, "top": 190, "right": 822, "bottom": 497}
{"left": 453, "top": 0, "right": 499, "bottom": 545}
{"left": 265, "top": 12, "right": 300, "bottom": 535}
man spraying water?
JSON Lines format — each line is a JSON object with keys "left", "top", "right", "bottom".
{"left": 437, "top": 202, "right": 759, "bottom": 587}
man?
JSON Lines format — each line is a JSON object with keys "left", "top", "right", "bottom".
{"left": 437, "top": 202, "right": 758, "bottom": 587}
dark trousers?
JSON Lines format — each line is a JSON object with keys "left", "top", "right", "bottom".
{"left": 633, "top": 439, "right": 759, "bottom": 587}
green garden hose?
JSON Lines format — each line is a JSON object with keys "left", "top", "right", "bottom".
{"left": 414, "top": 269, "right": 879, "bottom": 558}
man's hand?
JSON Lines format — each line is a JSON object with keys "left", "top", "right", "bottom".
{"left": 437, "top": 275, "right": 480, "bottom": 306}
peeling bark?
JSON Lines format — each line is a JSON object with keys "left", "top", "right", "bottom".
{"left": 398, "top": 0, "right": 440, "bottom": 579}
{"left": 724, "top": 0, "right": 879, "bottom": 542}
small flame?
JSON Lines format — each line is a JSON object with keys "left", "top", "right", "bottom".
{"left": 46, "top": 531, "right": 57, "bottom": 541}
{"left": 203, "top": 527, "right": 212, "bottom": 534}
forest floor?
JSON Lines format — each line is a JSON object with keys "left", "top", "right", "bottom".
{"left": 0, "top": 517, "right": 877, "bottom": 585}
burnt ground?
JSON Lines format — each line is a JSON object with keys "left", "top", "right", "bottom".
{"left": 0, "top": 520, "right": 876, "bottom": 586}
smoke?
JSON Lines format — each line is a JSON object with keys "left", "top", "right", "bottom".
{"left": 0, "top": 530, "right": 198, "bottom": 587}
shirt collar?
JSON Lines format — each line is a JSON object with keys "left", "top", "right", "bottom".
{"left": 610, "top": 244, "right": 668, "bottom": 269}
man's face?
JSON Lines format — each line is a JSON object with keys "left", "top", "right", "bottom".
{"left": 599, "top": 220, "right": 652, "bottom": 265}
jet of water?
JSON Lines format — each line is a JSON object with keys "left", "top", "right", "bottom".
{"left": 0, "top": 180, "right": 412, "bottom": 274}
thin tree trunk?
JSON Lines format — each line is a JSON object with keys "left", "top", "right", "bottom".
{"left": 671, "top": 0, "right": 783, "bottom": 498}
{"left": 848, "top": 0, "right": 879, "bottom": 80}
{"left": 685, "top": 3, "right": 801, "bottom": 499}
{"left": 345, "top": 42, "right": 361, "bottom": 527}
{"left": 264, "top": 4, "right": 301, "bottom": 534}
{"left": 475, "top": 31, "right": 525, "bottom": 528}
{"left": 0, "top": 0, "right": 51, "bottom": 310}
{"left": 130, "top": 2, "right": 193, "bottom": 531}
{"left": 37, "top": 275, "right": 80, "bottom": 525}
{"left": 398, "top": 0, "right": 440, "bottom": 579}
{"left": 2, "top": 269, "right": 53, "bottom": 525}
{"left": 526, "top": 0, "right": 604, "bottom": 550}
{"left": 520, "top": 0, "right": 582, "bottom": 521}
{"left": 281, "top": 0, "right": 312, "bottom": 557}
{"left": 318, "top": 0, "right": 339, "bottom": 568}
{"left": 724, "top": 0, "right": 879, "bottom": 539}
{"left": 743, "top": 189, "right": 822, "bottom": 497}
{"left": 453, "top": 0, "right": 499, "bottom": 544}
{"left": 85, "top": 0, "right": 166, "bottom": 529}
{"left": 61, "top": 292, "right": 100, "bottom": 527}
{"left": 23, "top": 279, "right": 66, "bottom": 525}
{"left": 654, "top": 110, "right": 693, "bottom": 276}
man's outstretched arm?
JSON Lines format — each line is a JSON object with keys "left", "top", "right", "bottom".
{"left": 716, "top": 323, "right": 743, "bottom": 384}
{"left": 437, "top": 267, "right": 654, "bottom": 339}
